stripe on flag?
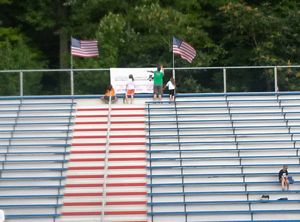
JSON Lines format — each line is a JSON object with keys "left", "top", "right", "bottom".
{"left": 173, "top": 37, "right": 196, "bottom": 63}
{"left": 71, "top": 37, "right": 99, "bottom": 57}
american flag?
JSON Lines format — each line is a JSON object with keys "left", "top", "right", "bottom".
{"left": 173, "top": 37, "right": 196, "bottom": 63}
{"left": 71, "top": 37, "right": 99, "bottom": 57}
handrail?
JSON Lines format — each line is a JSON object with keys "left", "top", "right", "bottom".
{"left": 1, "top": 65, "right": 300, "bottom": 96}
{"left": 173, "top": 100, "right": 187, "bottom": 221}
{"left": 100, "top": 96, "right": 112, "bottom": 222}
{"left": 146, "top": 103, "right": 154, "bottom": 222}
{"left": 1, "top": 65, "right": 300, "bottom": 73}
{"left": 58, "top": 99, "right": 74, "bottom": 217}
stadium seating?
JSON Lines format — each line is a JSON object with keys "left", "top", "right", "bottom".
{"left": 0, "top": 98, "right": 74, "bottom": 221}
{"left": 146, "top": 93, "right": 300, "bottom": 222}
{"left": 1, "top": 92, "right": 300, "bottom": 221}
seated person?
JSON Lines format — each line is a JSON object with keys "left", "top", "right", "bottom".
{"left": 278, "top": 165, "right": 289, "bottom": 191}
{"left": 101, "top": 84, "right": 117, "bottom": 103}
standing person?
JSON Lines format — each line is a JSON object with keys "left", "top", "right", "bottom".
{"left": 164, "top": 76, "right": 176, "bottom": 101}
{"left": 278, "top": 165, "right": 289, "bottom": 191}
{"left": 101, "top": 84, "right": 117, "bottom": 103}
{"left": 125, "top": 74, "right": 135, "bottom": 104}
{"left": 153, "top": 65, "right": 164, "bottom": 101}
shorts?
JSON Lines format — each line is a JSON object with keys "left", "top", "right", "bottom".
{"left": 154, "top": 85, "right": 163, "bottom": 96}
{"left": 103, "top": 96, "right": 117, "bottom": 103}
{"left": 169, "top": 89, "right": 175, "bottom": 96}
{"left": 279, "top": 176, "right": 287, "bottom": 183}
{"left": 126, "top": 89, "right": 135, "bottom": 96}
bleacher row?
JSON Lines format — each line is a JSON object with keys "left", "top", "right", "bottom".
{"left": 145, "top": 93, "right": 300, "bottom": 222}
{"left": 0, "top": 99, "right": 74, "bottom": 221}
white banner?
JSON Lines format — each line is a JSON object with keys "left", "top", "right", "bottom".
{"left": 110, "top": 68, "right": 156, "bottom": 94}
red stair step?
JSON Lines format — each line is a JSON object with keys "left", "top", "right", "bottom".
{"left": 71, "top": 150, "right": 145, "bottom": 154}
{"left": 65, "top": 191, "right": 147, "bottom": 196}
{"left": 62, "top": 210, "right": 147, "bottom": 216}
{"left": 67, "top": 174, "right": 146, "bottom": 179}
{"left": 77, "top": 114, "right": 144, "bottom": 118}
{"left": 69, "top": 157, "right": 145, "bottom": 162}
{"left": 73, "top": 135, "right": 145, "bottom": 139}
{"left": 68, "top": 165, "right": 145, "bottom": 170}
{"left": 72, "top": 142, "right": 145, "bottom": 146}
{"left": 75, "top": 121, "right": 144, "bottom": 124}
{"left": 66, "top": 182, "right": 146, "bottom": 188}
{"left": 77, "top": 107, "right": 144, "bottom": 111}
{"left": 74, "top": 127, "right": 144, "bottom": 132}
{"left": 64, "top": 201, "right": 147, "bottom": 206}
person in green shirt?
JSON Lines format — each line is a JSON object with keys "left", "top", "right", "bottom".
{"left": 153, "top": 65, "right": 164, "bottom": 101}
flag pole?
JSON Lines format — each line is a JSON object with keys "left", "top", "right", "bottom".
{"left": 172, "top": 49, "right": 175, "bottom": 80}
{"left": 70, "top": 37, "right": 74, "bottom": 95}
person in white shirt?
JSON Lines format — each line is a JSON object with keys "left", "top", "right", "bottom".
{"left": 125, "top": 74, "right": 135, "bottom": 104}
{"left": 164, "top": 76, "right": 176, "bottom": 101}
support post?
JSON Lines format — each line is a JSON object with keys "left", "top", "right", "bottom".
{"left": 223, "top": 68, "right": 227, "bottom": 93}
{"left": 274, "top": 66, "right": 278, "bottom": 92}
{"left": 70, "top": 69, "right": 74, "bottom": 96}
{"left": 20, "top": 71, "right": 23, "bottom": 96}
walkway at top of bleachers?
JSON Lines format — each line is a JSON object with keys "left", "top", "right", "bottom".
{"left": 2, "top": 90, "right": 300, "bottom": 101}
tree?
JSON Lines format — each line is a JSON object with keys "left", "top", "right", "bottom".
{"left": 1, "top": 0, "right": 300, "bottom": 94}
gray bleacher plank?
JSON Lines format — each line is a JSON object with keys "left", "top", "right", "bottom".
{"left": 148, "top": 190, "right": 300, "bottom": 196}
{"left": 5, "top": 213, "right": 60, "bottom": 219}
{"left": 0, "top": 160, "right": 68, "bottom": 163}
{"left": 147, "top": 199, "right": 300, "bottom": 206}
{"left": 0, "top": 194, "right": 63, "bottom": 198}
{"left": 0, "top": 204, "right": 62, "bottom": 208}
{"left": 0, "top": 177, "right": 65, "bottom": 181}
{"left": 147, "top": 147, "right": 300, "bottom": 153}
{"left": 147, "top": 172, "right": 300, "bottom": 178}
{"left": 0, "top": 185, "right": 64, "bottom": 189}
{"left": 148, "top": 209, "right": 300, "bottom": 215}
{"left": 0, "top": 151, "right": 69, "bottom": 155}
{"left": 147, "top": 163, "right": 300, "bottom": 169}
{"left": 0, "top": 168, "right": 67, "bottom": 171}
{"left": 0, "top": 143, "right": 70, "bottom": 147}
{"left": 148, "top": 181, "right": 300, "bottom": 187}
{"left": 146, "top": 132, "right": 297, "bottom": 138}
{"left": 146, "top": 125, "right": 300, "bottom": 130}
{"left": 0, "top": 136, "right": 72, "bottom": 140}
{"left": 146, "top": 140, "right": 297, "bottom": 146}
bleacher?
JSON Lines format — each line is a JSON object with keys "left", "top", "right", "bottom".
{"left": 146, "top": 93, "right": 300, "bottom": 222}
{"left": 0, "top": 92, "right": 300, "bottom": 221}
{"left": 0, "top": 98, "right": 74, "bottom": 221}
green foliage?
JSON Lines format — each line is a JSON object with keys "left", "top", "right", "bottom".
{"left": 0, "top": 0, "right": 300, "bottom": 94}
{"left": 0, "top": 40, "right": 46, "bottom": 95}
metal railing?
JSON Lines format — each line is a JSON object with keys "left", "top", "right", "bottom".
{"left": 101, "top": 96, "right": 112, "bottom": 222}
{"left": 1, "top": 65, "right": 300, "bottom": 96}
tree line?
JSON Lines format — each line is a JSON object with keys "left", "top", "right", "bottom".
{"left": 0, "top": 0, "right": 300, "bottom": 95}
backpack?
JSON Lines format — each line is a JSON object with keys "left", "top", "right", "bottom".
{"left": 288, "top": 176, "right": 294, "bottom": 184}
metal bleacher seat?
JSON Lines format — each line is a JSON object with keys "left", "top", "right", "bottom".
{"left": 0, "top": 98, "right": 74, "bottom": 221}
{"left": 146, "top": 93, "right": 300, "bottom": 222}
